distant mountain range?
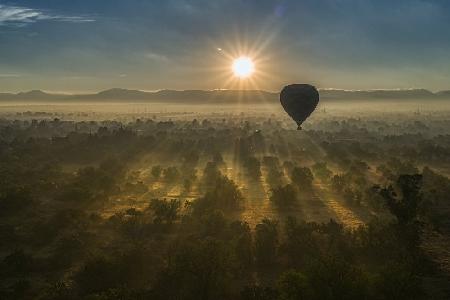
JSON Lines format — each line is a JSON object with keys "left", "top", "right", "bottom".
{"left": 0, "top": 88, "right": 449, "bottom": 103}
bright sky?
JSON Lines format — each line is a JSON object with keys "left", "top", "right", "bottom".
{"left": 1, "top": 0, "right": 450, "bottom": 92}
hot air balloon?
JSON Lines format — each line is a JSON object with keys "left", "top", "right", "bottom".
{"left": 280, "top": 84, "right": 319, "bottom": 130}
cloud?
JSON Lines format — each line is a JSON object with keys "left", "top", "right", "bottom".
{"left": 0, "top": 74, "right": 21, "bottom": 78}
{"left": 145, "top": 52, "right": 169, "bottom": 62}
{"left": 0, "top": 4, "right": 94, "bottom": 27}
{"left": 61, "top": 75, "right": 95, "bottom": 80}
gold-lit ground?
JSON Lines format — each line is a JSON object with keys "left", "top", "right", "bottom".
{"left": 100, "top": 153, "right": 375, "bottom": 229}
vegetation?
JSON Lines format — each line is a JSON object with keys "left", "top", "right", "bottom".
{"left": 291, "top": 167, "right": 314, "bottom": 190}
{"left": 270, "top": 184, "right": 298, "bottom": 208}
{"left": 150, "top": 198, "right": 181, "bottom": 225}
{"left": 0, "top": 108, "right": 449, "bottom": 299}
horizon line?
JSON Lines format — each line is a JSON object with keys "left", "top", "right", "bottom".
{"left": 1, "top": 86, "right": 448, "bottom": 95}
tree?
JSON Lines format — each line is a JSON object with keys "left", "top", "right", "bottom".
{"left": 200, "top": 210, "right": 227, "bottom": 237}
{"left": 331, "top": 174, "right": 346, "bottom": 193}
{"left": 277, "top": 270, "right": 312, "bottom": 300}
{"left": 240, "top": 285, "right": 278, "bottom": 300}
{"left": 255, "top": 219, "right": 278, "bottom": 266}
{"left": 193, "top": 175, "right": 243, "bottom": 214}
{"left": 74, "top": 257, "right": 123, "bottom": 296}
{"left": 229, "top": 221, "right": 253, "bottom": 269}
{"left": 2, "top": 249, "right": 34, "bottom": 276}
{"left": 99, "top": 157, "right": 125, "bottom": 176}
{"left": 39, "top": 281, "right": 75, "bottom": 300}
{"left": 283, "top": 217, "right": 319, "bottom": 267}
{"left": 150, "top": 198, "right": 181, "bottom": 225}
{"left": 270, "top": 184, "right": 297, "bottom": 208}
{"left": 212, "top": 151, "right": 224, "bottom": 165}
{"left": 244, "top": 156, "right": 261, "bottom": 180}
{"left": 267, "top": 168, "right": 284, "bottom": 188}
{"left": 343, "top": 188, "right": 362, "bottom": 206}
{"left": 263, "top": 156, "right": 280, "bottom": 169}
{"left": 0, "top": 187, "right": 33, "bottom": 214}
{"left": 151, "top": 165, "right": 162, "bottom": 179}
{"left": 291, "top": 167, "right": 314, "bottom": 190}
{"left": 183, "top": 178, "right": 193, "bottom": 192}
{"left": 151, "top": 238, "right": 235, "bottom": 300}
{"left": 363, "top": 185, "right": 386, "bottom": 211}
{"left": 163, "top": 166, "right": 180, "bottom": 182}
{"left": 374, "top": 263, "right": 424, "bottom": 300}
{"left": 312, "top": 162, "right": 332, "bottom": 182}
{"left": 379, "top": 174, "right": 423, "bottom": 225}
{"left": 203, "top": 161, "right": 221, "bottom": 186}
{"left": 307, "top": 256, "right": 368, "bottom": 300}
{"left": 183, "top": 150, "right": 200, "bottom": 167}
{"left": 348, "top": 160, "right": 369, "bottom": 175}
{"left": 283, "top": 161, "right": 295, "bottom": 175}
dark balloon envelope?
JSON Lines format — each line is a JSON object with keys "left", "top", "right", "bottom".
{"left": 280, "top": 84, "right": 319, "bottom": 130}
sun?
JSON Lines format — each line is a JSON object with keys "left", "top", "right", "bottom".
{"left": 232, "top": 56, "right": 255, "bottom": 78}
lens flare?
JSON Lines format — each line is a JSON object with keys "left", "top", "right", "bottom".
{"left": 232, "top": 57, "right": 254, "bottom": 78}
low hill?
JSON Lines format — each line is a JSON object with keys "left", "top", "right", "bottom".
{"left": 0, "top": 88, "right": 448, "bottom": 103}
